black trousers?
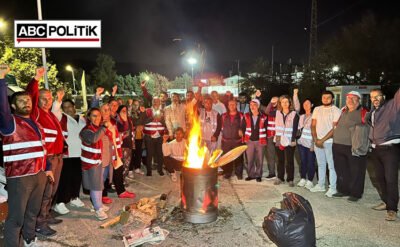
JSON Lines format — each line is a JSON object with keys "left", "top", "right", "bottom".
{"left": 333, "top": 143, "right": 367, "bottom": 198}
{"left": 276, "top": 146, "right": 295, "bottom": 182}
{"left": 164, "top": 156, "right": 183, "bottom": 173}
{"left": 37, "top": 154, "right": 63, "bottom": 227}
{"left": 144, "top": 135, "right": 164, "bottom": 174}
{"left": 55, "top": 157, "right": 82, "bottom": 204}
{"left": 370, "top": 144, "right": 400, "bottom": 211}
{"left": 130, "top": 139, "right": 144, "bottom": 170}
{"left": 4, "top": 171, "right": 46, "bottom": 246}
{"left": 103, "top": 165, "right": 125, "bottom": 196}
{"left": 221, "top": 140, "right": 244, "bottom": 178}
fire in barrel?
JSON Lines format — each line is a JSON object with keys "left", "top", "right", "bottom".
{"left": 181, "top": 111, "right": 247, "bottom": 224}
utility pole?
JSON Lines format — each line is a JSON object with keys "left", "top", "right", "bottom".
{"left": 37, "top": 0, "right": 49, "bottom": 89}
{"left": 236, "top": 59, "right": 240, "bottom": 94}
{"left": 309, "top": 0, "right": 318, "bottom": 63}
{"left": 271, "top": 45, "right": 274, "bottom": 76}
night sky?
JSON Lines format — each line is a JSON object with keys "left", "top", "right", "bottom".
{"left": 1, "top": 0, "right": 399, "bottom": 79}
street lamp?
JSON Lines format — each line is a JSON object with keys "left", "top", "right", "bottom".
{"left": 66, "top": 65, "right": 76, "bottom": 94}
{"left": 0, "top": 19, "right": 6, "bottom": 30}
{"left": 332, "top": 65, "right": 339, "bottom": 72}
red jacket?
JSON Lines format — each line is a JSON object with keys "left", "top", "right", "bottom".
{"left": 244, "top": 112, "right": 267, "bottom": 145}
{"left": 143, "top": 108, "right": 166, "bottom": 136}
{"left": 1, "top": 115, "right": 46, "bottom": 178}
{"left": 26, "top": 78, "right": 64, "bottom": 155}
{"left": 80, "top": 123, "right": 102, "bottom": 170}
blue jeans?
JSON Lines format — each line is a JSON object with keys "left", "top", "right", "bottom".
{"left": 314, "top": 142, "right": 336, "bottom": 189}
{"left": 298, "top": 144, "right": 316, "bottom": 181}
{"left": 90, "top": 190, "right": 102, "bottom": 211}
{"left": 91, "top": 166, "right": 110, "bottom": 211}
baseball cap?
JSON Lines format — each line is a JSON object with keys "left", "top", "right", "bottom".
{"left": 250, "top": 99, "right": 260, "bottom": 105}
{"left": 346, "top": 91, "right": 361, "bottom": 98}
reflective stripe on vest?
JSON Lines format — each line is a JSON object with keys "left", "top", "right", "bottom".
{"left": 45, "top": 137, "right": 56, "bottom": 143}
{"left": 3, "top": 140, "right": 43, "bottom": 151}
{"left": 267, "top": 115, "right": 276, "bottom": 138}
{"left": 4, "top": 151, "right": 45, "bottom": 162}
{"left": 81, "top": 145, "right": 101, "bottom": 154}
{"left": 81, "top": 156, "right": 101, "bottom": 165}
{"left": 275, "top": 111, "right": 297, "bottom": 140}
{"left": 43, "top": 128, "right": 58, "bottom": 135}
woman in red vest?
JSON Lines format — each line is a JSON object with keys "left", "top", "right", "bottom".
{"left": 80, "top": 108, "right": 111, "bottom": 221}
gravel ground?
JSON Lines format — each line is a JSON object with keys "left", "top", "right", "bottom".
{"left": 1, "top": 156, "right": 399, "bottom": 247}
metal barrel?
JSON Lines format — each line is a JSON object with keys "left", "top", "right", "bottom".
{"left": 181, "top": 166, "right": 218, "bottom": 224}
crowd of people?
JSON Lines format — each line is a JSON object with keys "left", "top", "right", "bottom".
{"left": 0, "top": 64, "right": 399, "bottom": 246}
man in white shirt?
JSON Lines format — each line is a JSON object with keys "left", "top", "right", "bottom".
{"left": 165, "top": 93, "right": 186, "bottom": 140}
{"left": 310, "top": 91, "right": 341, "bottom": 197}
{"left": 162, "top": 128, "right": 186, "bottom": 182}
{"left": 52, "top": 90, "right": 87, "bottom": 215}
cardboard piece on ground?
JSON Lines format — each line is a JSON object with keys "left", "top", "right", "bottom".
{"left": 122, "top": 226, "right": 168, "bottom": 247}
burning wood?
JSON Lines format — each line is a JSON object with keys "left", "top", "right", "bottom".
{"left": 100, "top": 193, "right": 169, "bottom": 229}
{"left": 181, "top": 109, "right": 247, "bottom": 224}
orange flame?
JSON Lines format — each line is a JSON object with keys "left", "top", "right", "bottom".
{"left": 184, "top": 109, "right": 208, "bottom": 169}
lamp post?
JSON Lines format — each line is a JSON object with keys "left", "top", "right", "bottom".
{"left": 66, "top": 65, "right": 76, "bottom": 95}
{"left": 187, "top": 57, "right": 197, "bottom": 92}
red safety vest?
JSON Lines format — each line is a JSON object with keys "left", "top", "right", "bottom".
{"left": 107, "top": 118, "right": 123, "bottom": 163}
{"left": 1, "top": 116, "right": 46, "bottom": 178}
{"left": 143, "top": 108, "right": 166, "bottom": 136}
{"left": 60, "top": 114, "right": 69, "bottom": 156}
{"left": 36, "top": 108, "right": 64, "bottom": 155}
{"left": 266, "top": 115, "right": 276, "bottom": 138}
{"left": 244, "top": 112, "right": 267, "bottom": 145}
{"left": 80, "top": 123, "right": 103, "bottom": 170}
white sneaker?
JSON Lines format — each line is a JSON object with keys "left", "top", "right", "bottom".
{"left": 325, "top": 188, "right": 337, "bottom": 198}
{"left": 24, "top": 237, "right": 43, "bottom": 247}
{"left": 90, "top": 205, "right": 110, "bottom": 212}
{"left": 69, "top": 198, "right": 85, "bottom": 208}
{"left": 127, "top": 171, "right": 134, "bottom": 179}
{"left": 95, "top": 210, "right": 108, "bottom": 221}
{"left": 310, "top": 184, "right": 326, "bottom": 192}
{"left": 171, "top": 173, "right": 177, "bottom": 182}
{"left": 297, "top": 179, "right": 306, "bottom": 187}
{"left": 53, "top": 202, "right": 69, "bottom": 215}
{"left": 304, "top": 180, "right": 314, "bottom": 190}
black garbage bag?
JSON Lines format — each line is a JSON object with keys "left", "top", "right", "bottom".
{"left": 262, "top": 192, "right": 316, "bottom": 247}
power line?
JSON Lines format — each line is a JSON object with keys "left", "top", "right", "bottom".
{"left": 318, "top": 0, "right": 365, "bottom": 27}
